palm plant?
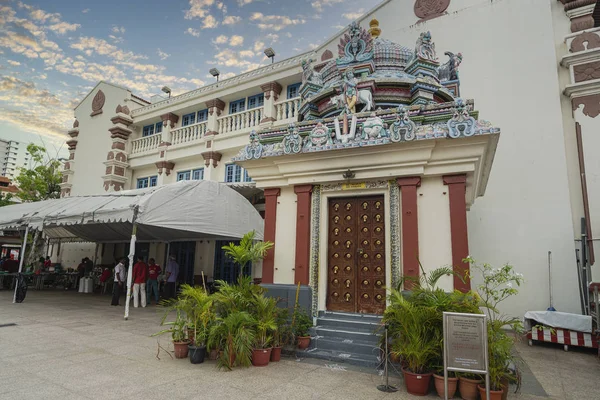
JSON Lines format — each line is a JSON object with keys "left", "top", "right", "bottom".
{"left": 179, "top": 284, "right": 214, "bottom": 347}
{"left": 251, "top": 295, "right": 278, "bottom": 349}
{"left": 151, "top": 307, "right": 188, "bottom": 343}
{"left": 212, "top": 276, "right": 265, "bottom": 317}
{"left": 222, "top": 230, "right": 274, "bottom": 277}
{"left": 208, "top": 311, "right": 256, "bottom": 370}
{"left": 272, "top": 307, "right": 291, "bottom": 347}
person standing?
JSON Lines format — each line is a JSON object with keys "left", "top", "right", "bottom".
{"left": 131, "top": 255, "right": 148, "bottom": 308}
{"left": 146, "top": 258, "right": 161, "bottom": 305}
{"left": 43, "top": 256, "right": 52, "bottom": 268}
{"left": 111, "top": 258, "right": 127, "bottom": 306}
{"left": 164, "top": 255, "right": 179, "bottom": 300}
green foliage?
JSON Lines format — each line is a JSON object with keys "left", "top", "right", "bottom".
{"left": 208, "top": 311, "right": 255, "bottom": 370}
{"left": 251, "top": 295, "right": 278, "bottom": 349}
{"left": 212, "top": 276, "right": 265, "bottom": 317}
{"left": 221, "top": 230, "right": 274, "bottom": 277}
{"left": 14, "top": 144, "right": 62, "bottom": 203}
{"left": 0, "top": 192, "right": 13, "bottom": 207}
{"left": 151, "top": 306, "right": 187, "bottom": 343}
{"left": 273, "top": 307, "right": 292, "bottom": 347}
{"left": 292, "top": 308, "right": 312, "bottom": 337}
{"left": 178, "top": 284, "right": 214, "bottom": 347}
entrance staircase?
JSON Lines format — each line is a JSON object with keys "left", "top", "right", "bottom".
{"left": 296, "top": 311, "right": 383, "bottom": 369}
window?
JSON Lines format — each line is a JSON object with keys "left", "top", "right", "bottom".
{"left": 142, "top": 124, "right": 155, "bottom": 137}
{"left": 192, "top": 168, "right": 204, "bottom": 180}
{"left": 243, "top": 169, "right": 252, "bottom": 182}
{"left": 137, "top": 175, "right": 158, "bottom": 189}
{"left": 182, "top": 113, "right": 196, "bottom": 127}
{"left": 287, "top": 83, "right": 301, "bottom": 99}
{"left": 177, "top": 170, "right": 191, "bottom": 181}
{"left": 247, "top": 94, "right": 264, "bottom": 109}
{"left": 155, "top": 122, "right": 163, "bottom": 134}
{"left": 197, "top": 109, "right": 208, "bottom": 122}
{"left": 229, "top": 99, "right": 245, "bottom": 114}
{"left": 225, "top": 164, "right": 242, "bottom": 183}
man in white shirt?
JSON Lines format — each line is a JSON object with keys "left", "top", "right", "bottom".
{"left": 111, "top": 258, "right": 127, "bottom": 306}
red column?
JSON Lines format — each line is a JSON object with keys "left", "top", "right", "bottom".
{"left": 262, "top": 188, "right": 280, "bottom": 284}
{"left": 294, "top": 185, "right": 313, "bottom": 285}
{"left": 396, "top": 177, "right": 421, "bottom": 289}
{"left": 443, "top": 174, "right": 470, "bottom": 292}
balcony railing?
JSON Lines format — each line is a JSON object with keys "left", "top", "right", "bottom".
{"left": 274, "top": 97, "right": 301, "bottom": 121}
{"left": 218, "top": 107, "right": 263, "bottom": 134}
{"left": 130, "top": 134, "right": 161, "bottom": 155}
{"left": 171, "top": 121, "right": 208, "bottom": 146}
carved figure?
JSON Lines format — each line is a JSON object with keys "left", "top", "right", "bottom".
{"left": 362, "top": 113, "right": 386, "bottom": 139}
{"left": 301, "top": 59, "right": 323, "bottom": 86}
{"left": 415, "top": 31, "right": 437, "bottom": 61}
{"left": 390, "top": 106, "right": 416, "bottom": 142}
{"left": 447, "top": 98, "right": 475, "bottom": 138}
{"left": 341, "top": 69, "right": 358, "bottom": 114}
{"left": 328, "top": 90, "right": 373, "bottom": 113}
{"left": 337, "top": 22, "right": 373, "bottom": 64}
{"left": 244, "top": 130, "right": 263, "bottom": 160}
{"left": 304, "top": 121, "right": 333, "bottom": 149}
{"left": 283, "top": 123, "right": 303, "bottom": 154}
{"left": 438, "top": 51, "right": 463, "bottom": 82}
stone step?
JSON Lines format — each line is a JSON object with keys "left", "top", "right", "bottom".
{"left": 318, "top": 310, "right": 383, "bottom": 323}
{"left": 311, "top": 336, "right": 381, "bottom": 357}
{"left": 296, "top": 347, "right": 382, "bottom": 370}
{"left": 313, "top": 326, "right": 381, "bottom": 345}
{"left": 316, "top": 317, "right": 382, "bottom": 334}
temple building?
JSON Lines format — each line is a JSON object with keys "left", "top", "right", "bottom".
{"left": 56, "top": 0, "right": 600, "bottom": 319}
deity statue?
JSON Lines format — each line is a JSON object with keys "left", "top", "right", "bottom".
{"left": 283, "top": 123, "right": 303, "bottom": 154}
{"left": 301, "top": 59, "right": 322, "bottom": 86}
{"left": 438, "top": 51, "right": 463, "bottom": 82}
{"left": 340, "top": 68, "right": 358, "bottom": 114}
{"left": 415, "top": 31, "right": 437, "bottom": 61}
{"left": 348, "top": 22, "right": 362, "bottom": 61}
{"left": 244, "top": 130, "right": 263, "bottom": 159}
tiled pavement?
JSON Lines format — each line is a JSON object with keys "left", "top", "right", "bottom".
{"left": 0, "top": 290, "right": 598, "bottom": 399}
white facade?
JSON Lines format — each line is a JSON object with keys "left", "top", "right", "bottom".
{"left": 0, "top": 138, "right": 31, "bottom": 180}
{"left": 61, "top": 0, "right": 600, "bottom": 318}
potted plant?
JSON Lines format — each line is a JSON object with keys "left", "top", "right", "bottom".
{"left": 250, "top": 296, "right": 277, "bottom": 366}
{"left": 179, "top": 284, "right": 214, "bottom": 364}
{"left": 458, "top": 373, "right": 483, "bottom": 400}
{"left": 151, "top": 307, "right": 190, "bottom": 359}
{"left": 271, "top": 307, "right": 290, "bottom": 362}
{"left": 433, "top": 369, "right": 459, "bottom": 399}
{"left": 466, "top": 257, "right": 524, "bottom": 400}
{"left": 208, "top": 311, "right": 255, "bottom": 370}
{"left": 292, "top": 308, "right": 312, "bottom": 349}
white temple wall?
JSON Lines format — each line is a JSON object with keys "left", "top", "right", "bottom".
{"left": 273, "top": 187, "right": 297, "bottom": 284}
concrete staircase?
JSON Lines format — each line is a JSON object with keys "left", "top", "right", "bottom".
{"left": 296, "top": 311, "right": 383, "bottom": 369}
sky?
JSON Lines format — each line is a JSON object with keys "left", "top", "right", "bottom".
{"left": 0, "top": 0, "right": 381, "bottom": 159}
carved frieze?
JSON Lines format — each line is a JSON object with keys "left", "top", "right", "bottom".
{"left": 572, "top": 94, "right": 600, "bottom": 118}
{"left": 91, "top": 90, "right": 105, "bottom": 116}
{"left": 573, "top": 61, "right": 600, "bottom": 82}
{"left": 570, "top": 31, "right": 600, "bottom": 52}
{"left": 414, "top": 0, "right": 451, "bottom": 21}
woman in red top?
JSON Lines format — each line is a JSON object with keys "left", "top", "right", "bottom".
{"left": 131, "top": 255, "right": 148, "bottom": 308}
{"left": 146, "top": 258, "right": 161, "bottom": 305}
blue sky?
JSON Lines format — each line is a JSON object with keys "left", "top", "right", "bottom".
{"left": 0, "top": 0, "right": 380, "bottom": 159}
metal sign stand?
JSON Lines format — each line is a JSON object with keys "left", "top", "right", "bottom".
{"left": 377, "top": 324, "right": 398, "bottom": 393}
{"left": 443, "top": 312, "right": 490, "bottom": 400}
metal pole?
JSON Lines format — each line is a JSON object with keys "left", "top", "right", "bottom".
{"left": 377, "top": 324, "right": 397, "bottom": 392}
{"left": 444, "top": 314, "right": 448, "bottom": 400}
{"left": 13, "top": 225, "right": 30, "bottom": 303}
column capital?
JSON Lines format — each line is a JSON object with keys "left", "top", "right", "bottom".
{"left": 264, "top": 188, "right": 281, "bottom": 197}
{"left": 155, "top": 161, "right": 175, "bottom": 176}
{"left": 396, "top": 176, "right": 421, "bottom": 187}
{"left": 294, "top": 184, "right": 313, "bottom": 194}
{"left": 160, "top": 112, "right": 179, "bottom": 128}
{"left": 560, "top": 0, "right": 596, "bottom": 32}
{"left": 201, "top": 151, "right": 222, "bottom": 168}
{"left": 261, "top": 81, "right": 283, "bottom": 101}
{"left": 206, "top": 98, "right": 226, "bottom": 116}
{"left": 443, "top": 174, "right": 467, "bottom": 185}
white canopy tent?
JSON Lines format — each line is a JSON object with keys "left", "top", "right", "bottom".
{"left": 0, "top": 180, "right": 265, "bottom": 318}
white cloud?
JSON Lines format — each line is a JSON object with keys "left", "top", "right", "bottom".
{"left": 70, "top": 37, "right": 147, "bottom": 62}
{"left": 186, "top": 27, "right": 201, "bottom": 37}
{"left": 213, "top": 34, "right": 228, "bottom": 44}
{"left": 311, "top": 0, "right": 343, "bottom": 13}
{"left": 342, "top": 9, "right": 365, "bottom": 20}
{"left": 265, "top": 33, "right": 279, "bottom": 43}
{"left": 249, "top": 13, "right": 306, "bottom": 31}
{"left": 82, "top": 8, "right": 90, "bottom": 13}
{"left": 222, "top": 15, "right": 241, "bottom": 25}
{"left": 157, "top": 48, "right": 170, "bottom": 60}
{"left": 108, "top": 35, "right": 124, "bottom": 43}
{"left": 0, "top": 75, "right": 61, "bottom": 106}
{"left": 237, "top": 0, "right": 254, "bottom": 5}
{"left": 229, "top": 35, "right": 244, "bottom": 46}
{"left": 7, "top": 60, "right": 21, "bottom": 66}
{"left": 112, "top": 26, "right": 126, "bottom": 34}
{"left": 253, "top": 40, "right": 265, "bottom": 52}
{"left": 202, "top": 15, "right": 218, "bottom": 29}
{"left": 36, "top": 73, "right": 47, "bottom": 80}
{"left": 48, "top": 22, "right": 81, "bottom": 34}
{"left": 239, "top": 50, "right": 254, "bottom": 58}
{"left": 184, "top": 0, "right": 215, "bottom": 20}
{"left": 211, "top": 48, "right": 264, "bottom": 70}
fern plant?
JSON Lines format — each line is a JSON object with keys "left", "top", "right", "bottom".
{"left": 251, "top": 295, "right": 278, "bottom": 349}
{"left": 222, "top": 230, "right": 274, "bottom": 277}
{"left": 208, "top": 311, "right": 256, "bottom": 370}
{"left": 179, "top": 284, "right": 214, "bottom": 347}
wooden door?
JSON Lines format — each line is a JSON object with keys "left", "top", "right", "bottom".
{"left": 326, "top": 196, "right": 386, "bottom": 315}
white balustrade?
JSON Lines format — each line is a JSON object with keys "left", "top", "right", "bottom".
{"left": 130, "top": 134, "right": 161, "bottom": 155}
{"left": 218, "top": 107, "right": 263, "bottom": 134}
{"left": 171, "top": 121, "right": 208, "bottom": 146}
{"left": 275, "top": 97, "right": 301, "bottom": 121}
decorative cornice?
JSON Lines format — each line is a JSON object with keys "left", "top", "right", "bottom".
{"left": 67, "top": 129, "right": 79, "bottom": 138}
{"left": 260, "top": 82, "right": 283, "bottom": 100}
{"left": 161, "top": 112, "right": 179, "bottom": 128}
{"left": 206, "top": 98, "right": 225, "bottom": 111}
{"left": 108, "top": 126, "right": 132, "bottom": 139}
{"left": 155, "top": 160, "right": 175, "bottom": 176}
{"left": 264, "top": 188, "right": 281, "bottom": 197}
{"left": 66, "top": 139, "right": 77, "bottom": 150}
{"left": 443, "top": 174, "right": 467, "bottom": 185}
{"left": 201, "top": 151, "right": 222, "bottom": 168}
{"left": 110, "top": 114, "right": 133, "bottom": 126}
{"left": 564, "top": 0, "right": 596, "bottom": 12}
{"left": 570, "top": 30, "right": 600, "bottom": 52}
{"left": 396, "top": 177, "right": 422, "bottom": 187}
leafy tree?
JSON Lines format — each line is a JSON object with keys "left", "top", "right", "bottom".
{"left": 0, "top": 192, "right": 13, "bottom": 207}
{"left": 14, "top": 143, "right": 62, "bottom": 202}
{"left": 221, "top": 230, "right": 274, "bottom": 278}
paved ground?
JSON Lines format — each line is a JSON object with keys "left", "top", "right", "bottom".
{"left": 0, "top": 290, "right": 598, "bottom": 400}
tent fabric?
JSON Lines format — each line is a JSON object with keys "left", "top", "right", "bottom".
{"left": 0, "top": 180, "right": 264, "bottom": 242}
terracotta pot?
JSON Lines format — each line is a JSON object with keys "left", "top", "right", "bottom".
{"left": 478, "top": 384, "right": 504, "bottom": 400}
{"left": 173, "top": 340, "right": 190, "bottom": 359}
{"left": 459, "top": 377, "right": 482, "bottom": 400}
{"left": 297, "top": 336, "right": 311, "bottom": 349}
{"left": 209, "top": 349, "right": 218, "bottom": 360}
{"left": 434, "top": 374, "right": 458, "bottom": 399}
{"left": 271, "top": 346, "right": 282, "bottom": 362}
{"left": 402, "top": 368, "right": 432, "bottom": 396}
{"left": 500, "top": 378, "right": 509, "bottom": 400}
{"left": 252, "top": 348, "right": 272, "bottom": 367}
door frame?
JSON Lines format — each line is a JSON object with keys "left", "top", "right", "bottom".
{"left": 317, "top": 187, "right": 392, "bottom": 313}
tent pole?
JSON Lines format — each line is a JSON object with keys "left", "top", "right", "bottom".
{"left": 93, "top": 242, "right": 100, "bottom": 267}
{"left": 13, "top": 225, "right": 30, "bottom": 304}
{"left": 124, "top": 223, "right": 137, "bottom": 320}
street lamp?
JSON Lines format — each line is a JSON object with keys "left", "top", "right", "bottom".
{"left": 161, "top": 86, "right": 171, "bottom": 98}
{"left": 264, "top": 47, "right": 275, "bottom": 63}
{"left": 210, "top": 68, "right": 220, "bottom": 82}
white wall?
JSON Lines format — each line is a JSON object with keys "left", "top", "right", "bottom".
{"left": 273, "top": 187, "right": 297, "bottom": 283}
